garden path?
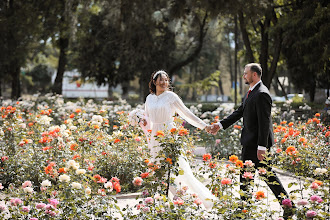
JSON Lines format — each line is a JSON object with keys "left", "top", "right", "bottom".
{"left": 114, "top": 147, "right": 311, "bottom": 219}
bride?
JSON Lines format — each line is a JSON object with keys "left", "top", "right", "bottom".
{"left": 140, "top": 70, "right": 216, "bottom": 210}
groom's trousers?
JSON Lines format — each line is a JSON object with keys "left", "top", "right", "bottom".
{"left": 240, "top": 146, "right": 289, "bottom": 204}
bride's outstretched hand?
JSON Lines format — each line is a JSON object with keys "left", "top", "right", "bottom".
{"left": 205, "top": 125, "right": 212, "bottom": 133}
{"left": 140, "top": 119, "right": 147, "bottom": 126}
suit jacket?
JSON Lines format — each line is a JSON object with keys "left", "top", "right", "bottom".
{"left": 220, "top": 83, "right": 274, "bottom": 150}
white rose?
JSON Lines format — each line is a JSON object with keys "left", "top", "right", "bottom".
{"left": 41, "top": 180, "right": 52, "bottom": 187}
{"left": 66, "top": 160, "right": 79, "bottom": 170}
{"left": 104, "top": 182, "right": 113, "bottom": 190}
{"left": 23, "top": 187, "right": 34, "bottom": 193}
{"left": 85, "top": 187, "right": 91, "bottom": 195}
{"left": 59, "top": 174, "right": 70, "bottom": 182}
{"left": 76, "top": 169, "right": 86, "bottom": 175}
{"left": 71, "top": 182, "right": 82, "bottom": 189}
{"left": 78, "top": 119, "right": 84, "bottom": 123}
{"left": 19, "top": 123, "right": 26, "bottom": 129}
{"left": 69, "top": 126, "right": 77, "bottom": 131}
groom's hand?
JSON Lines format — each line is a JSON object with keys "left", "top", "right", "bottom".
{"left": 257, "top": 149, "right": 266, "bottom": 161}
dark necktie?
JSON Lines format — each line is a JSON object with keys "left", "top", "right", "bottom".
{"left": 247, "top": 90, "right": 251, "bottom": 98}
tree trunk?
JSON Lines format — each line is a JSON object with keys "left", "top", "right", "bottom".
{"left": 238, "top": 10, "right": 254, "bottom": 63}
{"left": 259, "top": 14, "right": 270, "bottom": 87}
{"left": 169, "top": 12, "right": 208, "bottom": 75}
{"left": 262, "top": 9, "right": 283, "bottom": 89}
{"left": 140, "top": 71, "right": 150, "bottom": 102}
{"left": 10, "top": 64, "right": 21, "bottom": 100}
{"left": 52, "top": 36, "right": 69, "bottom": 95}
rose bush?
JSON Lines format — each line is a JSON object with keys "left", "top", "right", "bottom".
{"left": 0, "top": 95, "right": 328, "bottom": 219}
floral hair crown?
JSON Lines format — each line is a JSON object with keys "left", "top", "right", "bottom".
{"left": 153, "top": 70, "right": 168, "bottom": 79}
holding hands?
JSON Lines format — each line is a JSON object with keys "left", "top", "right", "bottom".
{"left": 205, "top": 123, "right": 221, "bottom": 135}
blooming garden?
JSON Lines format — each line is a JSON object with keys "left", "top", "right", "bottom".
{"left": 0, "top": 94, "right": 329, "bottom": 219}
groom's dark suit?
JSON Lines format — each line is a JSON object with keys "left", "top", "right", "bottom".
{"left": 220, "top": 82, "right": 288, "bottom": 203}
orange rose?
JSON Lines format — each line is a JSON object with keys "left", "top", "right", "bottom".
{"left": 285, "top": 146, "right": 297, "bottom": 155}
{"left": 203, "top": 153, "right": 212, "bottom": 161}
{"left": 255, "top": 191, "right": 266, "bottom": 200}
{"left": 229, "top": 155, "right": 238, "bottom": 163}
{"left": 235, "top": 160, "right": 243, "bottom": 168}
{"left": 156, "top": 130, "right": 165, "bottom": 137}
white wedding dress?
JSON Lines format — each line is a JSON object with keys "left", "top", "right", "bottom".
{"left": 144, "top": 91, "right": 216, "bottom": 209}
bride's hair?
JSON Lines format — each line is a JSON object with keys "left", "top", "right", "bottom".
{"left": 149, "top": 70, "right": 172, "bottom": 94}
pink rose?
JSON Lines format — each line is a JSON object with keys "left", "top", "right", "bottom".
{"left": 22, "top": 206, "right": 30, "bottom": 212}
{"left": 22, "top": 181, "right": 32, "bottom": 188}
{"left": 297, "top": 199, "right": 308, "bottom": 206}
{"left": 242, "top": 172, "right": 254, "bottom": 179}
{"left": 49, "top": 199, "right": 59, "bottom": 208}
{"left": 244, "top": 160, "right": 255, "bottom": 167}
{"left": 194, "top": 198, "right": 203, "bottom": 205}
{"left": 145, "top": 197, "right": 154, "bottom": 204}
{"left": 310, "top": 195, "right": 323, "bottom": 203}
{"left": 132, "top": 177, "right": 143, "bottom": 186}
{"left": 282, "top": 199, "right": 292, "bottom": 208}
{"left": 306, "top": 210, "right": 317, "bottom": 218}
{"left": 36, "top": 203, "right": 46, "bottom": 209}
{"left": 221, "top": 178, "right": 232, "bottom": 185}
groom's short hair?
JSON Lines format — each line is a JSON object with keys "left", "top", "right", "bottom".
{"left": 246, "top": 63, "right": 262, "bottom": 77}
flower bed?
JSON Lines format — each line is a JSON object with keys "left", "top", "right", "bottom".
{"left": 0, "top": 95, "right": 328, "bottom": 219}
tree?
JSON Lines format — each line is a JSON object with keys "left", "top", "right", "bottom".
{"left": 0, "top": 0, "right": 43, "bottom": 99}
{"left": 282, "top": 0, "right": 330, "bottom": 101}
{"left": 74, "top": 0, "right": 212, "bottom": 100}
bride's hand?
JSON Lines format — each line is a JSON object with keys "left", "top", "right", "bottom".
{"left": 140, "top": 119, "right": 147, "bottom": 126}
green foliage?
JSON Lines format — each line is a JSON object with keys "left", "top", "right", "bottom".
{"left": 25, "top": 64, "right": 52, "bottom": 94}
{"left": 179, "top": 71, "right": 221, "bottom": 96}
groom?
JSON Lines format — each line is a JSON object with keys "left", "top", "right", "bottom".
{"left": 209, "top": 63, "right": 293, "bottom": 219}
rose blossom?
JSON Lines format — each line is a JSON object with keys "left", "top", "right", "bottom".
{"left": 136, "top": 204, "right": 145, "bottom": 210}
{"left": 59, "top": 174, "right": 70, "bottom": 182}
{"left": 244, "top": 160, "right": 255, "bottom": 167}
{"left": 23, "top": 187, "right": 34, "bottom": 193}
{"left": 85, "top": 188, "right": 92, "bottom": 195}
{"left": 30, "top": 218, "right": 38, "bottom": 220}
{"left": 310, "top": 195, "right": 323, "bottom": 203}
{"left": 310, "top": 182, "right": 319, "bottom": 190}
{"left": 41, "top": 180, "right": 52, "bottom": 187}
{"left": 297, "top": 199, "right": 308, "bottom": 206}
{"left": 10, "top": 198, "right": 23, "bottom": 206}
{"left": 49, "top": 199, "right": 59, "bottom": 208}
{"left": 0, "top": 204, "right": 7, "bottom": 211}
{"left": 142, "top": 207, "right": 150, "bottom": 213}
{"left": 71, "top": 182, "right": 82, "bottom": 189}
{"left": 36, "top": 203, "right": 46, "bottom": 209}
{"left": 104, "top": 182, "right": 113, "bottom": 190}
{"left": 76, "top": 169, "right": 86, "bottom": 175}
{"left": 194, "top": 198, "right": 203, "bottom": 205}
{"left": 282, "top": 199, "right": 292, "bottom": 208}
{"left": 0, "top": 183, "right": 3, "bottom": 190}
{"left": 258, "top": 168, "right": 267, "bottom": 175}
{"left": 221, "top": 178, "right": 232, "bottom": 185}
{"left": 22, "top": 206, "right": 30, "bottom": 212}
{"left": 173, "top": 198, "right": 184, "bottom": 205}
{"left": 22, "top": 181, "right": 32, "bottom": 188}
{"left": 132, "top": 177, "right": 143, "bottom": 186}
{"left": 242, "top": 172, "right": 254, "bottom": 179}
{"left": 306, "top": 210, "right": 317, "bottom": 218}
{"left": 145, "top": 197, "right": 154, "bottom": 204}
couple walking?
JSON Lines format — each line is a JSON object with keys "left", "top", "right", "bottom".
{"left": 138, "top": 63, "right": 292, "bottom": 218}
